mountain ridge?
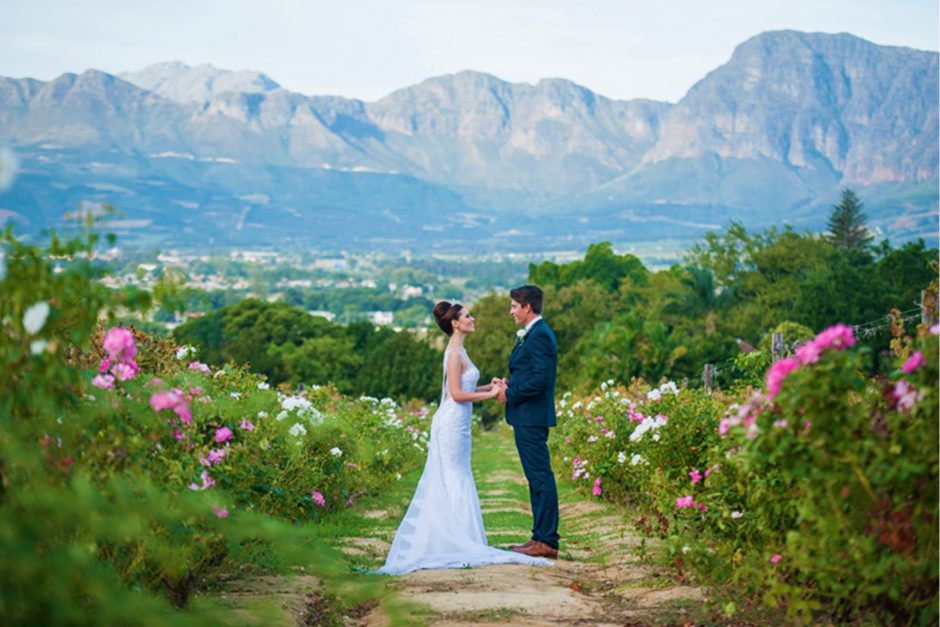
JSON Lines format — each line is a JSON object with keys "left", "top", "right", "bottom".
{"left": 0, "top": 30, "right": 936, "bottom": 251}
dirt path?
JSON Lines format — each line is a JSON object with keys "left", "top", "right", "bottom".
{"left": 350, "top": 427, "right": 703, "bottom": 626}
{"left": 214, "top": 427, "right": 702, "bottom": 626}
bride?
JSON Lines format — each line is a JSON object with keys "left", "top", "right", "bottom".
{"left": 377, "top": 301, "right": 554, "bottom": 574}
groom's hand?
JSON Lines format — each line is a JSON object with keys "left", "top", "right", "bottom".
{"left": 497, "top": 385, "right": 507, "bottom": 404}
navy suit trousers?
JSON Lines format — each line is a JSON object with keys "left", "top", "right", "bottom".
{"left": 512, "top": 425, "right": 560, "bottom": 549}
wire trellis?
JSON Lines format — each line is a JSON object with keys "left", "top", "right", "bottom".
{"left": 849, "top": 307, "right": 923, "bottom": 340}
{"left": 700, "top": 300, "right": 933, "bottom": 390}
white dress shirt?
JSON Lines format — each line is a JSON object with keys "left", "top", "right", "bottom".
{"left": 524, "top": 315, "right": 542, "bottom": 334}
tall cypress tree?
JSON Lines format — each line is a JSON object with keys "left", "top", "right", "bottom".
{"left": 827, "top": 188, "right": 873, "bottom": 251}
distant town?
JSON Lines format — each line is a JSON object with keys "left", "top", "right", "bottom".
{"left": 94, "top": 247, "right": 561, "bottom": 333}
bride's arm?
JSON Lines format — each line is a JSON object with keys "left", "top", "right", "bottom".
{"left": 446, "top": 352, "right": 498, "bottom": 402}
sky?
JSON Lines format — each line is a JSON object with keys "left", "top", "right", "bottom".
{"left": 1, "top": 0, "right": 937, "bottom": 103}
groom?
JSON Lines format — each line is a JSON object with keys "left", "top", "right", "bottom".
{"left": 497, "top": 285, "right": 560, "bottom": 559}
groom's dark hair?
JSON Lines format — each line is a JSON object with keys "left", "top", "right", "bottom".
{"left": 510, "top": 285, "right": 543, "bottom": 314}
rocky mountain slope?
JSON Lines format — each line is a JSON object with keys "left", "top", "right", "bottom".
{"left": 0, "top": 30, "right": 936, "bottom": 251}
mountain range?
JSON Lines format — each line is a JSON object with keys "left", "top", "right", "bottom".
{"left": 0, "top": 30, "right": 936, "bottom": 253}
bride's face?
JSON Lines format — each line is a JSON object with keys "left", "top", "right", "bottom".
{"left": 452, "top": 308, "right": 476, "bottom": 335}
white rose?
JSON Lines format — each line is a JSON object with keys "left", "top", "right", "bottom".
{"left": 30, "top": 339, "right": 49, "bottom": 355}
{"left": 23, "top": 302, "right": 50, "bottom": 335}
{"left": 175, "top": 345, "right": 197, "bottom": 360}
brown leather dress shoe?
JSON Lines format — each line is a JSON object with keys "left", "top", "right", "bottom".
{"left": 509, "top": 539, "right": 537, "bottom": 551}
{"left": 512, "top": 540, "right": 558, "bottom": 559}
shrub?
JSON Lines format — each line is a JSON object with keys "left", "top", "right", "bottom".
{"left": 0, "top": 226, "right": 428, "bottom": 624}
{"left": 554, "top": 322, "right": 939, "bottom": 623}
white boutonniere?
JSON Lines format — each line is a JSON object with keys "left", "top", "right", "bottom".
{"left": 515, "top": 328, "right": 528, "bottom": 346}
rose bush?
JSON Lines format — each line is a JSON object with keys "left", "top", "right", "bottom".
{"left": 0, "top": 226, "right": 429, "bottom": 625}
{"left": 554, "top": 323, "right": 938, "bottom": 624}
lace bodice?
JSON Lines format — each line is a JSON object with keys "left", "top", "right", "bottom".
{"left": 441, "top": 347, "right": 480, "bottom": 404}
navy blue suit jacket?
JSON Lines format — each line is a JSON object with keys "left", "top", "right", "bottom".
{"left": 505, "top": 318, "right": 558, "bottom": 427}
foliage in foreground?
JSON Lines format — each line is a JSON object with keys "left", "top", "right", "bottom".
{"left": 553, "top": 320, "right": 939, "bottom": 624}
{"left": 0, "top": 226, "right": 429, "bottom": 625}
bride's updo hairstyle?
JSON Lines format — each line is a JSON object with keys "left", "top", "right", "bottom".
{"left": 433, "top": 301, "right": 463, "bottom": 336}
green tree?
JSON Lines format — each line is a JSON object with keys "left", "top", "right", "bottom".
{"left": 545, "top": 281, "right": 613, "bottom": 389}
{"left": 355, "top": 331, "right": 440, "bottom": 400}
{"left": 276, "top": 334, "right": 362, "bottom": 392}
{"left": 576, "top": 311, "right": 683, "bottom": 385}
{"left": 827, "top": 188, "right": 873, "bottom": 252}
{"left": 529, "top": 242, "right": 648, "bottom": 292}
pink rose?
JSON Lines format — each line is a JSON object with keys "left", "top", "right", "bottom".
{"left": 212, "top": 505, "right": 229, "bottom": 519}
{"left": 239, "top": 419, "right": 255, "bottom": 431}
{"left": 813, "top": 324, "right": 856, "bottom": 352}
{"left": 675, "top": 495, "right": 696, "bottom": 509}
{"left": 795, "top": 341, "right": 821, "bottom": 365}
{"left": 901, "top": 351, "right": 926, "bottom": 374}
{"left": 207, "top": 448, "right": 228, "bottom": 464}
{"left": 188, "top": 361, "right": 211, "bottom": 375}
{"left": 111, "top": 360, "right": 139, "bottom": 382}
{"left": 150, "top": 390, "right": 182, "bottom": 412}
{"left": 770, "top": 554, "right": 782, "bottom": 564}
{"left": 214, "top": 427, "right": 233, "bottom": 444}
{"left": 190, "top": 471, "right": 215, "bottom": 490}
{"left": 592, "top": 477, "right": 602, "bottom": 497}
{"left": 173, "top": 401, "right": 192, "bottom": 425}
{"left": 92, "top": 373, "right": 115, "bottom": 390}
{"left": 311, "top": 491, "right": 326, "bottom": 507}
{"left": 893, "top": 379, "right": 919, "bottom": 411}
{"left": 766, "top": 357, "right": 800, "bottom": 401}
{"left": 102, "top": 327, "right": 136, "bottom": 362}
{"left": 689, "top": 469, "right": 702, "bottom": 484}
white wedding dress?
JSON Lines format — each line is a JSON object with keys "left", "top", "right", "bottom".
{"left": 377, "top": 347, "right": 553, "bottom": 575}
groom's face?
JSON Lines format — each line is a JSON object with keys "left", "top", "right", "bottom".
{"left": 510, "top": 299, "right": 532, "bottom": 326}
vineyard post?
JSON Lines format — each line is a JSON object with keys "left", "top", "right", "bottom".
{"left": 922, "top": 289, "right": 939, "bottom": 324}
{"left": 772, "top": 332, "right": 785, "bottom": 362}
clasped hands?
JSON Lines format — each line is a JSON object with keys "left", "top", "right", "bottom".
{"left": 489, "top": 377, "right": 509, "bottom": 404}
